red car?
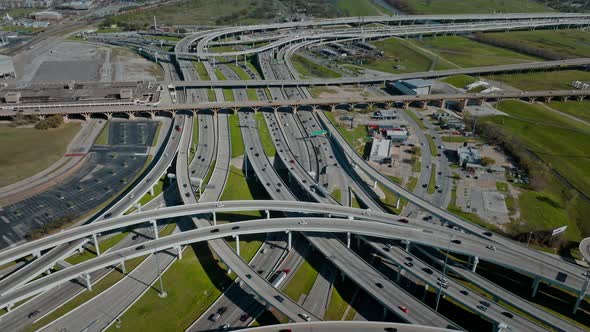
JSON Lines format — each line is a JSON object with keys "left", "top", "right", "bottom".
{"left": 175, "top": 125, "right": 182, "bottom": 132}
{"left": 398, "top": 306, "right": 409, "bottom": 313}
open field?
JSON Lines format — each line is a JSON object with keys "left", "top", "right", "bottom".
{"left": 441, "top": 75, "right": 478, "bottom": 89}
{"left": 0, "top": 123, "right": 80, "bottom": 187}
{"left": 103, "top": 0, "right": 276, "bottom": 29}
{"left": 483, "top": 29, "right": 590, "bottom": 59}
{"left": 488, "top": 70, "right": 590, "bottom": 91}
{"left": 360, "top": 37, "right": 452, "bottom": 74}
{"left": 398, "top": 0, "right": 552, "bottom": 14}
{"left": 324, "top": 111, "right": 369, "bottom": 154}
{"left": 332, "top": 0, "right": 382, "bottom": 16}
{"left": 547, "top": 101, "right": 590, "bottom": 124}
{"left": 417, "top": 36, "right": 538, "bottom": 67}
{"left": 480, "top": 100, "right": 590, "bottom": 239}
{"left": 292, "top": 54, "right": 341, "bottom": 79}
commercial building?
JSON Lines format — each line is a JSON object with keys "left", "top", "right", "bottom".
{"left": 0, "top": 55, "right": 16, "bottom": 79}
{"left": 32, "top": 11, "right": 62, "bottom": 21}
{"left": 371, "top": 109, "right": 397, "bottom": 119}
{"left": 386, "top": 128, "right": 409, "bottom": 142}
{"left": 390, "top": 79, "right": 433, "bottom": 95}
{"left": 458, "top": 146, "right": 481, "bottom": 167}
{"left": 369, "top": 138, "right": 391, "bottom": 163}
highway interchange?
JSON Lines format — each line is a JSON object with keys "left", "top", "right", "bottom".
{"left": 1, "top": 11, "right": 590, "bottom": 332}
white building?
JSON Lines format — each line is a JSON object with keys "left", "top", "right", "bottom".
{"left": 370, "top": 139, "right": 391, "bottom": 163}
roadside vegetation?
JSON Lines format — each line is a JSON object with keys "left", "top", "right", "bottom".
{"left": 324, "top": 111, "right": 369, "bottom": 154}
{"left": 282, "top": 251, "right": 322, "bottom": 302}
{"left": 441, "top": 75, "right": 477, "bottom": 89}
{"left": 228, "top": 114, "right": 245, "bottom": 158}
{"left": 489, "top": 70, "right": 590, "bottom": 91}
{"left": 476, "top": 100, "right": 590, "bottom": 241}
{"left": 547, "top": 101, "right": 590, "bottom": 124}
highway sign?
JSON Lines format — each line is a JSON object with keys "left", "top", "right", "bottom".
{"left": 552, "top": 225, "right": 568, "bottom": 236}
{"left": 311, "top": 130, "right": 328, "bottom": 136}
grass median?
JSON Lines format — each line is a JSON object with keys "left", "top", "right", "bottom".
{"left": 282, "top": 251, "right": 322, "bottom": 302}
{"left": 255, "top": 112, "right": 276, "bottom": 156}
{"left": 228, "top": 114, "right": 245, "bottom": 158}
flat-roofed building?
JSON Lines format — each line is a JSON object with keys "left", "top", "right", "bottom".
{"left": 370, "top": 138, "right": 391, "bottom": 163}
{"left": 390, "top": 79, "right": 433, "bottom": 95}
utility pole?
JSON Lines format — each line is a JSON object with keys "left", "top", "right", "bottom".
{"left": 435, "top": 234, "right": 453, "bottom": 312}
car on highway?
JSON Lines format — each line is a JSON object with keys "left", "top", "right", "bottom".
{"left": 451, "top": 239, "right": 462, "bottom": 244}
{"left": 398, "top": 218, "right": 409, "bottom": 223}
{"left": 486, "top": 245, "right": 497, "bottom": 251}
{"left": 216, "top": 203, "right": 224, "bottom": 207}
{"left": 502, "top": 311, "right": 514, "bottom": 319}
{"left": 240, "top": 313, "right": 250, "bottom": 322}
{"left": 384, "top": 328, "right": 398, "bottom": 332}
{"left": 375, "top": 282, "right": 384, "bottom": 289}
{"left": 477, "top": 305, "right": 488, "bottom": 311}
{"left": 298, "top": 220, "right": 307, "bottom": 225}
{"left": 404, "top": 262, "right": 414, "bottom": 268}
{"left": 220, "top": 324, "right": 230, "bottom": 331}
{"left": 136, "top": 245, "right": 145, "bottom": 250}
{"left": 275, "top": 295, "right": 285, "bottom": 302}
{"left": 398, "top": 306, "right": 409, "bottom": 313}
{"left": 298, "top": 313, "right": 311, "bottom": 321}
{"left": 210, "top": 228, "right": 220, "bottom": 233}
{"left": 245, "top": 274, "right": 252, "bottom": 279}
{"left": 27, "top": 310, "right": 40, "bottom": 319}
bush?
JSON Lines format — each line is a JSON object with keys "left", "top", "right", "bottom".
{"left": 35, "top": 115, "right": 64, "bottom": 130}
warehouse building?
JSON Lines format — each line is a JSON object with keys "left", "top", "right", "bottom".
{"left": 390, "top": 79, "right": 433, "bottom": 95}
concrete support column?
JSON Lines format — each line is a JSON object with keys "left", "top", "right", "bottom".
{"left": 405, "top": 240, "right": 411, "bottom": 252}
{"left": 286, "top": 231, "right": 292, "bottom": 251}
{"left": 346, "top": 232, "right": 351, "bottom": 249}
{"left": 120, "top": 260, "right": 126, "bottom": 274}
{"left": 177, "top": 246, "right": 182, "bottom": 260}
{"left": 531, "top": 277, "right": 541, "bottom": 297}
{"left": 34, "top": 251, "right": 41, "bottom": 259}
{"left": 149, "top": 185, "right": 155, "bottom": 196}
{"left": 6, "top": 303, "right": 13, "bottom": 312}
{"left": 77, "top": 245, "right": 84, "bottom": 254}
{"left": 573, "top": 274, "right": 590, "bottom": 314}
{"left": 422, "top": 284, "right": 429, "bottom": 301}
{"left": 397, "top": 265, "right": 402, "bottom": 283}
{"left": 471, "top": 256, "right": 479, "bottom": 273}
{"left": 83, "top": 273, "right": 92, "bottom": 291}
{"left": 356, "top": 236, "right": 361, "bottom": 248}
{"left": 265, "top": 210, "right": 270, "bottom": 220}
{"left": 92, "top": 233, "right": 100, "bottom": 256}
{"left": 383, "top": 307, "right": 387, "bottom": 320}
{"left": 152, "top": 220, "right": 159, "bottom": 240}
{"left": 234, "top": 235, "right": 240, "bottom": 256}
{"left": 212, "top": 211, "right": 217, "bottom": 226}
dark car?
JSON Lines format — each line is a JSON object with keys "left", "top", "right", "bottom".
{"left": 210, "top": 228, "right": 220, "bottom": 233}
{"left": 275, "top": 295, "right": 285, "bottom": 302}
{"left": 502, "top": 311, "right": 514, "bottom": 319}
{"left": 240, "top": 313, "right": 250, "bottom": 322}
{"left": 28, "top": 310, "right": 40, "bottom": 319}
{"left": 136, "top": 245, "right": 145, "bottom": 250}
{"left": 232, "top": 226, "right": 240, "bottom": 230}
{"left": 375, "top": 282, "right": 384, "bottom": 289}
{"left": 451, "top": 239, "right": 462, "bottom": 245}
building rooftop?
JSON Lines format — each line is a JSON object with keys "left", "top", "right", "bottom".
{"left": 370, "top": 138, "right": 391, "bottom": 162}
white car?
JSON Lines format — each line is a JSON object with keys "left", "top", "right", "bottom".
{"left": 298, "top": 220, "right": 307, "bottom": 225}
{"left": 216, "top": 203, "right": 224, "bottom": 208}
{"left": 362, "top": 209, "right": 372, "bottom": 216}
{"left": 486, "top": 245, "right": 497, "bottom": 251}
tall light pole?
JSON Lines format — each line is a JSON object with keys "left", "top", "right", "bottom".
{"left": 435, "top": 234, "right": 453, "bottom": 312}
{"left": 154, "top": 250, "right": 167, "bottom": 298}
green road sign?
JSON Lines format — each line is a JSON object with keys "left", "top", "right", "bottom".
{"left": 311, "top": 130, "right": 328, "bottom": 136}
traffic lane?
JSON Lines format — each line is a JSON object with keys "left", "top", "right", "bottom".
{"left": 371, "top": 240, "right": 546, "bottom": 332}
{"left": 239, "top": 321, "right": 457, "bottom": 332}
{"left": 310, "top": 235, "right": 457, "bottom": 328}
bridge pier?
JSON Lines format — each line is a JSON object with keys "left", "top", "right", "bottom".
{"left": 92, "top": 233, "right": 100, "bottom": 256}
{"left": 405, "top": 240, "right": 411, "bottom": 252}
{"left": 346, "top": 232, "right": 351, "bottom": 249}
{"left": 149, "top": 185, "right": 155, "bottom": 196}
{"left": 120, "top": 260, "right": 126, "bottom": 274}
{"left": 212, "top": 211, "right": 217, "bottom": 226}
{"left": 396, "top": 264, "right": 403, "bottom": 283}
{"left": 286, "top": 231, "right": 292, "bottom": 251}
{"left": 531, "top": 277, "right": 541, "bottom": 297}
{"left": 265, "top": 210, "right": 270, "bottom": 219}
{"left": 471, "top": 256, "right": 479, "bottom": 273}
{"left": 422, "top": 284, "right": 429, "bottom": 301}
{"left": 6, "top": 303, "right": 13, "bottom": 312}
{"left": 573, "top": 274, "right": 590, "bottom": 314}
{"left": 152, "top": 220, "right": 159, "bottom": 240}
{"left": 176, "top": 246, "right": 182, "bottom": 260}
{"left": 233, "top": 235, "right": 240, "bottom": 256}
{"left": 83, "top": 273, "right": 92, "bottom": 291}
{"left": 403, "top": 101, "right": 409, "bottom": 110}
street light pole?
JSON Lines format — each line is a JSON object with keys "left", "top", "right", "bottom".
{"left": 154, "top": 250, "right": 167, "bottom": 298}
{"left": 435, "top": 234, "right": 453, "bottom": 312}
